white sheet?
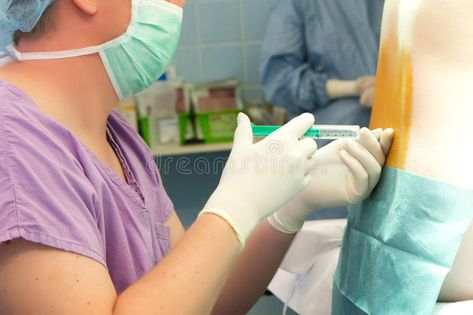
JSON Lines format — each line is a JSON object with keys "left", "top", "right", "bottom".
{"left": 434, "top": 301, "right": 473, "bottom": 315}
{"left": 269, "top": 219, "right": 473, "bottom": 315}
{"left": 269, "top": 219, "right": 346, "bottom": 315}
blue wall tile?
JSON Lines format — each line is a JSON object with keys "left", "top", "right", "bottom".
{"left": 179, "top": 3, "right": 197, "bottom": 46}
{"left": 242, "top": 0, "right": 279, "bottom": 41}
{"left": 201, "top": 45, "right": 243, "bottom": 82}
{"left": 244, "top": 43, "right": 262, "bottom": 84}
{"left": 173, "top": 0, "right": 280, "bottom": 105}
{"left": 172, "top": 47, "right": 200, "bottom": 83}
{"left": 198, "top": 1, "right": 241, "bottom": 43}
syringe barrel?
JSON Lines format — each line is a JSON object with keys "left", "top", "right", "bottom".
{"left": 306, "top": 125, "right": 360, "bottom": 139}
{"left": 251, "top": 124, "right": 360, "bottom": 139}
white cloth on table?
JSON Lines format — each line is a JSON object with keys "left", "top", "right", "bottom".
{"left": 269, "top": 219, "right": 473, "bottom": 315}
{"left": 269, "top": 219, "right": 346, "bottom": 315}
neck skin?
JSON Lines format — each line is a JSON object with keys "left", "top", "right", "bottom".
{"left": 0, "top": 0, "right": 131, "bottom": 144}
{"left": 0, "top": 45, "right": 118, "bottom": 144}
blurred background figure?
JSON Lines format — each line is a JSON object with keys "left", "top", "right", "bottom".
{"left": 261, "top": 0, "right": 384, "bottom": 132}
{"left": 261, "top": 3, "right": 383, "bottom": 313}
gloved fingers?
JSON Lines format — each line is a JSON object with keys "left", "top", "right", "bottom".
{"left": 339, "top": 149, "right": 369, "bottom": 198}
{"left": 232, "top": 113, "right": 253, "bottom": 149}
{"left": 356, "top": 76, "right": 368, "bottom": 92}
{"left": 359, "top": 87, "right": 375, "bottom": 108}
{"left": 345, "top": 140, "right": 382, "bottom": 192}
{"left": 367, "top": 128, "right": 394, "bottom": 158}
{"left": 304, "top": 155, "right": 317, "bottom": 176}
{"left": 272, "top": 113, "right": 315, "bottom": 139}
{"left": 372, "top": 128, "right": 382, "bottom": 141}
{"left": 303, "top": 171, "right": 313, "bottom": 188}
{"left": 356, "top": 128, "right": 385, "bottom": 166}
{"left": 299, "top": 137, "right": 318, "bottom": 158}
{"left": 356, "top": 76, "right": 376, "bottom": 93}
{"left": 380, "top": 128, "right": 394, "bottom": 156}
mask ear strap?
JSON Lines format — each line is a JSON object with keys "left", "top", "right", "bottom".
{"left": 6, "top": 44, "right": 101, "bottom": 61}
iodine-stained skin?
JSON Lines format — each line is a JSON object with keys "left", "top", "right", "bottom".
{"left": 370, "top": 0, "right": 473, "bottom": 302}
{"left": 370, "top": 1, "right": 413, "bottom": 170}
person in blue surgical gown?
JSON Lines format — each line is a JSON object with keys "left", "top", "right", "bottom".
{"left": 262, "top": 2, "right": 385, "bottom": 313}
{"left": 260, "top": 0, "right": 384, "bottom": 129}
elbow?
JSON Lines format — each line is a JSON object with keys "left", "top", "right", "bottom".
{"left": 114, "top": 288, "right": 214, "bottom": 315}
{"left": 261, "top": 72, "right": 291, "bottom": 110}
{"left": 262, "top": 88, "right": 292, "bottom": 113}
{"left": 260, "top": 62, "right": 325, "bottom": 113}
{"left": 113, "top": 291, "right": 153, "bottom": 315}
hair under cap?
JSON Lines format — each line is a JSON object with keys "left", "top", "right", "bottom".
{"left": 0, "top": 0, "right": 55, "bottom": 52}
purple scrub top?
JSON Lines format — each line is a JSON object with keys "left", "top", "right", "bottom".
{"left": 0, "top": 80, "right": 175, "bottom": 293}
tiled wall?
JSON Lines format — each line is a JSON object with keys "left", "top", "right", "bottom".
{"left": 171, "top": 0, "right": 280, "bottom": 106}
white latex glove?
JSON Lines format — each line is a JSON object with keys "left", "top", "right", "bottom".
{"left": 356, "top": 76, "right": 376, "bottom": 108}
{"left": 359, "top": 86, "right": 375, "bottom": 108}
{"left": 268, "top": 128, "right": 394, "bottom": 234}
{"left": 200, "top": 113, "right": 317, "bottom": 249}
{"left": 355, "top": 76, "right": 376, "bottom": 94}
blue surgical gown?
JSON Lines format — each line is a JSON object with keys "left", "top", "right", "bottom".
{"left": 260, "top": 0, "right": 384, "bottom": 127}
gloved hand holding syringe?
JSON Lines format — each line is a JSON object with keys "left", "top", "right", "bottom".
{"left": 252, "top": 122, "right": 394, "bottom": 234}
{"left": 252, "top": 124, "right": 360, "bottom": 140}
{"left": 203, "top": 114, "right": 392, "bottom": 244}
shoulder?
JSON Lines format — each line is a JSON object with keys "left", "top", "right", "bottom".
{"left": 0, "top": 81, "right": 95, "bottom": 201}
{"left": 0, "top": 81, "right": 85, "bottom": 172}
{"left": 0, "top": 82, "right": 105, "bottom": 265}
{"left": 0, "top": 80, "right": 44, "bottom": 121}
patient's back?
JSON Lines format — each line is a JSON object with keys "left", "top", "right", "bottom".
{"left": 370, "top": 0, "right": 473, "bottom": 301}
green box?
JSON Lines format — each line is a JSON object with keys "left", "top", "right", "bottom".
{"left": 138, "top": 116, "right": 151, "bottom": 146}
{"left": 196, "top": 109, "right": 243, "bottom": 143}
{"left": 178, "top": 113, "right": 195, "bottom": 145}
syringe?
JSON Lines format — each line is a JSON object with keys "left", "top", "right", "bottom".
{"left": 252, "top": 124, "right": 360, "bottom": 140}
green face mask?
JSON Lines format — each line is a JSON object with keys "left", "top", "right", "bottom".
{"left": 7, "top": 0, "right": 183, "bottom": 100}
